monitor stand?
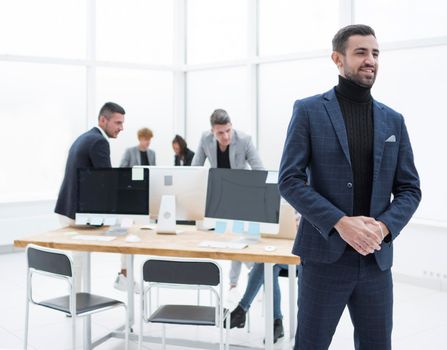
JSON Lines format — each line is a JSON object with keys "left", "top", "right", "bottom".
{"left": 156, "top": 195, "right": 182, "bottom": 235}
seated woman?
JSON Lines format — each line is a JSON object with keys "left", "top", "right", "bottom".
{"left": 172, "top": 134, "right": 194, "bottom": 166}
{"left": 226, "top": 263, "right": 300, "bottom": 343}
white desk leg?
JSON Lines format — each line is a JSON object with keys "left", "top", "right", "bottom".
{"left": 83, "top": 252, "right": 92, "bottom": 350}
{"left": 264, "top": 263, "right": 274, "bottom": 350}
{"left": 288, "top": 264, "right": 297, "bottom": 342}
{"left": 126, "top": 254, "right": 135, "bottom": 328}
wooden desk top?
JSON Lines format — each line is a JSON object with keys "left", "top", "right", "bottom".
{"left": 14, "top": 226, "right": 300, "bottom": 265}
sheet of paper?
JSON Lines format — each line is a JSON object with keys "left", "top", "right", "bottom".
{"left": 132, "top": 167, "right": 144, "bottom": 180}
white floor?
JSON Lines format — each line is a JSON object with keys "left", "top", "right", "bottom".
{"left": 0, "top": 251, "right": 446, "bottom": 350}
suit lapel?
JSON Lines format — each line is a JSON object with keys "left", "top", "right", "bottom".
{"left": 229, "top": 130, "right": 237, "bottom": 168}
{"left": 209, "top": 137, "right": 217, "bottom": 167}
{"left": 134, "top": 147, "right": 141, "bottom": 166}
{"left": 372, "top": 101, "right": 388, "bottom": 180}
{"left": 323, "top": 90, "right": 351, "bottom": 166}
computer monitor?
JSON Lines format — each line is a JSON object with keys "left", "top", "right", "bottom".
{"left": 134, "top": 166, "right": 209, "bottom": 233}
{"left": 75, "top": 167, "right": 150, "bottom": 226}
{"left": 204, "top": 168, "right": 281, "bottom": 235}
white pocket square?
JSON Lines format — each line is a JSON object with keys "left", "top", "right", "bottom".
{"left": 385, "top": 135, "right": 396, "bottom": 142}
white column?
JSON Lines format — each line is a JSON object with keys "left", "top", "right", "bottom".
{"left": 86, "top": 0, "right": 96, "bottom": 129}
{"left": 173, "top": 0, "right": 187, "bottom": 137}
{"left": 247, "top": 0, "right": 259, "bottom": 146}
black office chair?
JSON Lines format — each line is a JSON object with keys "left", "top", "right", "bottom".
{"left": 24, "top": 244, "right": 129, "bottom": 350}
{"left": 139, "top": 258, "right": 230, "bottom": 350}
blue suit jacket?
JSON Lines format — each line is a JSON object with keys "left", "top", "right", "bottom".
{"left": 55, "top": 127, "right": 111, "bottom": 219}
{"left": 278, "top": 88, "right": 421, "bottom": 271}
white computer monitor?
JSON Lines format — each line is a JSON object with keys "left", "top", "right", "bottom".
{"left": 204, "top": 168, "right": 281, "bottom": 236}
{"left": 134, "top": 166, "right": 209, "bottom": 233}
{"left": 75, "top": 167, "right": 150, "bottom": 227}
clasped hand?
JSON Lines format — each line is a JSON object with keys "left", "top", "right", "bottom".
{"left": 335, "top": 216, "right": 384, "bottom": 256}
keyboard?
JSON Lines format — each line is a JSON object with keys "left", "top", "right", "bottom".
{"left": 198, "top": 240, "right": 248, "bottom": 250}
{"left": 72, "top": 235, "right": 116, "bottom": 242}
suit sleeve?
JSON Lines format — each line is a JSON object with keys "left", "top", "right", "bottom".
{"left": 278, "top": 100, "right": 346, "bottom": 239}
{"left": 120, "top": 148, "right": 130, "bottom": 167}
{"left": 191, "top": 136, "right": 206, "bottom": 166}
{"left": 245, "top": 136, "right": 264, "bottom": 170}
{"left": 152, "top": 150, "right": 157, "bottom": 166}
{"left": 376, "top": 117, "right": 421, "bottom": 241}
{"left": 90, "top": 138, "right": 112, "bottom": 168}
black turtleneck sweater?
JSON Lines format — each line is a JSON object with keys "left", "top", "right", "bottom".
{"left": 335, "top": 75, "right": 373, "bottom": 216}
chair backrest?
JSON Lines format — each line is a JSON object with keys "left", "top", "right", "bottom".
{"left": 27, "top": 245, "right": 72, "bottom": 277}
{"left": 142, "top": 259, "right": 220, "bottom": 286}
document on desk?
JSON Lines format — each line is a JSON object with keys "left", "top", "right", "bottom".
{"left": 72, "top": 235, "right": 116, "bottom": 242}
{"left": 198, "top": 240, "right": 248, "bottom": 250}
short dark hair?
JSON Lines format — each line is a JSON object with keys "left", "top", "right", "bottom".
{"left": 172, "top": 134, "right": 187, "bottom": 155}
{"left": 210, "top": 109, "right": 231, "bottom": 127}
{"left": 98, "top": 102, "right": 125, "bottom": 120}
{"left": 332, "top": 24, "right": 376, "bottom": 54}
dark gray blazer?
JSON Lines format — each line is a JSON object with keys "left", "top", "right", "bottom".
{"left": 278, "top": 88, "right": 421, "bottom": 270}
{"left": 191, "top": 129, "right": 264, "bottom": 170}
{"left": 120, "top": 146, "right": 156, "bottom": 167}
{"left": 55, "top": 127, "right": 111, "bottom": 219}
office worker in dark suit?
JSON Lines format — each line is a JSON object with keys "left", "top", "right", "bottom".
{"left": 55, "top": 102, "right": 125, "bottom": 221}
{"left": 172, "top": 134, "right": 194, "bottom": 166}
{"left": 55, "top": 102, "right": 125, "bottom": 291}
{"left": 278, "top": 25, "right": 421, "bottom": 350}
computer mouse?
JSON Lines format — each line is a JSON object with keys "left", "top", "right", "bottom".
{"left": 125, "top": 234, "right": 141, "bottom": 243}
{"left": 264, "top": 245, "right": 276, "bottom": 252}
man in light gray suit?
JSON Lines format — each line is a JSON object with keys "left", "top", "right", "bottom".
{"left": 120, "top": 127, "right": 156, "bottom": 167}
{"left": 192, "top": 108, "right": 263, "bottom": 288}
{"left": 192, "top": 109, "right": 263, "bottom": 170}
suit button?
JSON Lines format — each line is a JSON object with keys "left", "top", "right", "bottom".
{"left": 347, "top": 182, "right": 353, "bottom": 189}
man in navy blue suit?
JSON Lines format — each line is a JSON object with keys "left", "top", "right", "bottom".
{"left": 279, "top": 25, "right": 421, "bottom": 349}
{"left": 55, "top": 102, "right": 125, "bottom": 221}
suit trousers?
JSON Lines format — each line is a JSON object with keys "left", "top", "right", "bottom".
{"left": 295, "top": 248, "right": 393, "bottom": 350}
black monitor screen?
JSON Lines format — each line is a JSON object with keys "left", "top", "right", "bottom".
{"left": 77, "top": 168, "right": 149, "bottom": 215}
{"left": 205, "top": 168, "right": 280, "bottom": 224}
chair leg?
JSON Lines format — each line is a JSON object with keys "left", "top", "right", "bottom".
{"left": 161, "top": 324, "right": 166, "bottom": 350}
{"left": 162, "top": 324, "right": 166, "bottom": 350}
{"left": 124, "top": 305, "right": 129, "bottom": 350}
{"left": 219, "top": 319, "right": 223, "bottom": 350}
{"left": 139, "top": 290, "right": 144, "bottom": 350}
{"left": 24, "top": 298, "right": 29, "bottom": 350}
{"left": 72, "top": 315, "right": 76, "bottom": 350}
{"left": 225, "top": 312, "right": 230, "bottom": 350}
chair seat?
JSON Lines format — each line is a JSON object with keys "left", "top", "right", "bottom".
{"left": 38, "top": 292, "right": 124, "bottom": 315}
{"left": 149, "top": 305, "right": 228, "bottom": 326}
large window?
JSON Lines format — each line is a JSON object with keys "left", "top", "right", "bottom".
{"left": 96, "top": 0, "right": 174, "bottom": 64}
{"left": 0, "top": 63, "right": 85, "bottom": 201}
{"left": 0, "top": 0, "right": 86, "bottom": 58}
{"left": 259, "top": 0, "right": 339, "bottom": 56}
{"left": 187, "top": 0, "right": 248, "bottom": 64}
{"left": 355, "top": 0, "right": 447, "bottom": 42}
